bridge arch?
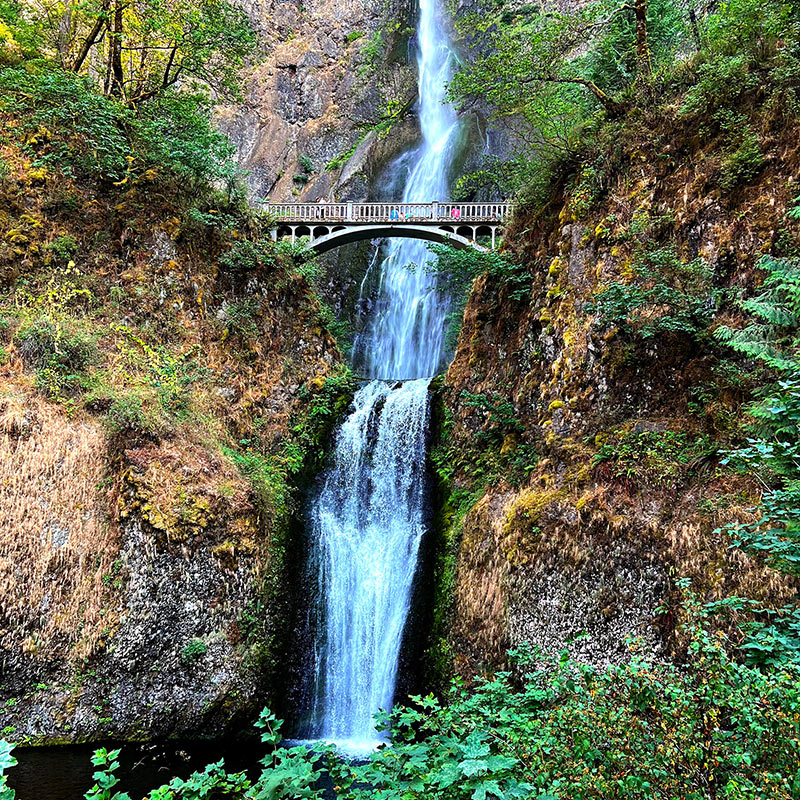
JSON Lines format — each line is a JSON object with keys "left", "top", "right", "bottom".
{"left": 310, "top": 224, "right": 483, "bottom": 254}
{"left": 275, "top": 223, "right": 486, "bottom": 254}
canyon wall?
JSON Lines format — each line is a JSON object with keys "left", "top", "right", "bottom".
{"left": 434, "top": 105, "right": 800, "bottom": 677}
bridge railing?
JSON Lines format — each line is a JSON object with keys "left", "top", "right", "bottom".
{"left": 267, "top": 202, "right": 511, "bottom": 224}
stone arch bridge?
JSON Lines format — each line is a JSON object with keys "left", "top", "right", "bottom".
{"left": 267, "top": 202, "right": 511, "bottom": 253}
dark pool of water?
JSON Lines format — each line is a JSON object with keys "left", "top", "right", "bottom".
{"left": 6, "top": 738, "right": 267, "bottom": 800}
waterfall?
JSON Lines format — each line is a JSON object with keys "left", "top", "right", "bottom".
{"left": 303, "top": 0, "right": 460, "bottom": 751}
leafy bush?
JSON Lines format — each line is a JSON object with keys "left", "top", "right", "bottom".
{"left": 589, "top": 245, "right": 717, "bottom": 340}
{"left": 0, "top": 739, "right": 16, "bottom": 800}
{"left": 219, "top": 238, "right": 278, "bottom": 275}
{"left": 715, "top": 253, "right": 800, "bottom": 663}
{"left": 716, "top": 119, "right": 764, "bottom": 191}
{"left": 297, "top": 155, "right": 314, "bottom": 174}
{"left": 15, "top": 319, "right": 96, "bottom": 399}
{"left": 0, "top": 67, "right": 240, "bottom": 192}
{"left": 220, "top": 297, "right": 261, "bottom": 339}
{"left": 84, "top": 748, "right": 130, "bottom": 800}
{"left": 593, "top": 428, "right": 716, "bottom": 485}
{"left": 3, "top": 602, "right": 798, "bottom": 799}
{"left": 715, "top": 255, "right": 800, "bottom": 373}
{"left": 101, "top": 393, "right": 162, "bottom": 438}
{"left": 46, "top": 235, "right": 78, "bottom": 264}
{"left": 180, "top": 638, "right": 208, "bottom": 666}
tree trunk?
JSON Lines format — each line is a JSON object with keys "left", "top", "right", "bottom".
{"left": 634, "top": 0, "right": 651, "bottom": 78}
{"left": 578, "top": 79, "right": 626, "bottom": 116}
{"left": 688, "top": 8, "right": 702, "bottom": 52}
{"left": 109, "top": 1, "right": 124, "bottom": 97}
{"left": 71, "top": 1, "right": 111, "bottom": 73}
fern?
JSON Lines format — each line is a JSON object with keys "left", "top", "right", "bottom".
{"left": 715, "top": 255, "right": 800, "bottom": 372}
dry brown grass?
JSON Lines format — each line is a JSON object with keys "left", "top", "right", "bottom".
{"left": 0, "top": 375, "right": 119, "bottom": 661}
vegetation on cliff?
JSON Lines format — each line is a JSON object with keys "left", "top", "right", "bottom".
{"left": 0, "top": 0, "right": 352, "bottom": 743}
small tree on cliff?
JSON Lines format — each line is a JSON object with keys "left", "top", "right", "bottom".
{"left": 448, "top": 0, "right": 697, "bottom": 161}
{"left": 9, "top": 0, "right": 255, "bottom": 104}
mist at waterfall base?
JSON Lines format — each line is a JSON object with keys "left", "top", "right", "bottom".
{"left": 293, "top": 0, "right": 461, "bottom": 756}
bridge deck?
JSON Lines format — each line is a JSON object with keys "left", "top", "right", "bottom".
{"left": 267, "top": 201, "right": 511, "bottom": 225}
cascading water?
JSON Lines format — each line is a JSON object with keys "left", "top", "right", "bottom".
{"left": 303, "top": 0, "right": 460, "bottom": 751}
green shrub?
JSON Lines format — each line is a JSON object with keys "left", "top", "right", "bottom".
{"left": 291, "top": 173, "right": 310, "bottom": 185}
{"left": 0, "top": 155, "right": 9, "bottom": 181}
{"left": 46, "top": 235, "right": 78, "bottom": 263}
{"left": 180, "top": 638, "right": 208, "bottom": 666}
{"left": 719, "top": 128, "right": 764, "bottom": 190}
{"left": 220, "top": 297, "right": 261, "bottom": 339}
{"left": 593, "top": 428, "right": 716, "bottom": 484}
{"left": 15, "top": 320, "right": 96, "bottom": 399}
{"left": 104, "top": 393, "right": 159, "bottom": 437}
{"left": 0, "top": 67, "right": 240, "bottom": 192}
{"left": 219, "top": 238, "right": 277, "bottom": 274}
{"left": 297, "top": 154, "right": 314, "bottom": 174}
{"left": 589, "top": 245, "right": 717, "bottom": 340}
{"left": 346, "top": 30, "right": 366, "bottom": 43}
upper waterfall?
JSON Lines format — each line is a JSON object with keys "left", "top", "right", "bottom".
{"left": 352, "top": 0, "right": 460, "bottom": 381}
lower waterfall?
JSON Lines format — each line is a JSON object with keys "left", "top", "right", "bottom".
{"left": 305, "top": 379, "right": 431, "bottom": 749}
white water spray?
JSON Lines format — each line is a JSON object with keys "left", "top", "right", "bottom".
{"left": 304, "top": 0, "right": 460, "bottom": 751}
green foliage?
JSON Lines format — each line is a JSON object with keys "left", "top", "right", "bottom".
{"left": 224, "top": 446, "right": 289, "bottom": 514}
{"left": 325, "top": 140, "right": 359, "bottom": 172}
{"left": 345, "top": 30, "right": 365, "bottom": 43}
{"left": 717, "top": 117, "right": 764, "bottom": 191}
{"left": 288, "top": 366, "right": 356, "bottom": 478}
{"left": 221, "top": 297, "right": 261, "bottom": 339}
{"left": 715, "top": 252, "right": 800, "bottom": 663}
{"left": 593, "top": 428, "right": 716, "bottom": 485}
{"left": 84, "top": 748, "right": 131, "bottom": 800}
{"left": 589, "top": 245, "right": 717, "bottom": 340}
{"left": 427, "top": 243, "right": 526, "bottom": 285}
{"left": 360, "top": 29, "right": 384, "bottom": 70}
{"left": 0, "top": 740, "right": 16, "bottom": 800}
{"left": 46, "top": 235, "right": 79, "bottom": 263}
{"left": 424, "top": 245, "right": 530, "bottom": 333}
{"left": 715, "top": 255, "right": 800, "bottom": 373}
{"left": 102, "top": 393, "right": 158, "bottom": 437}
{"left": 0, "top": 0, "right": 254, "bottom": 104}
{"left": 219, "top": 238, "right": 277, "bottom": 275}
{"left": 111, "top": 323, "right": 201, "bottom": 410}
{"left": 297, "top": 155, "right": 314, "bottom": 174}
{"left": 5, "top": 601, "right": 797, "bottom": 799}
{"left": 0, "top": 67, "right": 240, "bottom": 192}
{"left": 460, "top": 390, "right": 524, "bottom": 438}
{"left": 292, "top": 173, "right": 310, "bottom": 185}
{"left": 15, "top": 319, "right": 96, "bottom": 399}
{"left": 180, "top": 638, "right": 208, "bottom": 666}
{"left": 0, "top": 155, "right": 9, "bottom": 181}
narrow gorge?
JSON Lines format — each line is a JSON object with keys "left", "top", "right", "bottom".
{"left": 1, "top": 0, "right": 800, "bottom": 797}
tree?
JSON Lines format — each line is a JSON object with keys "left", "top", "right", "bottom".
{"left": 7, "top": 0, "right": 255, "bottom": 104}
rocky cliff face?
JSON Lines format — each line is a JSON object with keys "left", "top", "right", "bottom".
{"left": 0, "top": 134, "right": 346, "bottom": 742}
{"left": 434, "top": 108, "right": 800, "bottom": 677}
{"left": 222, "top": 0, "right": 419, "bottom": 203}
